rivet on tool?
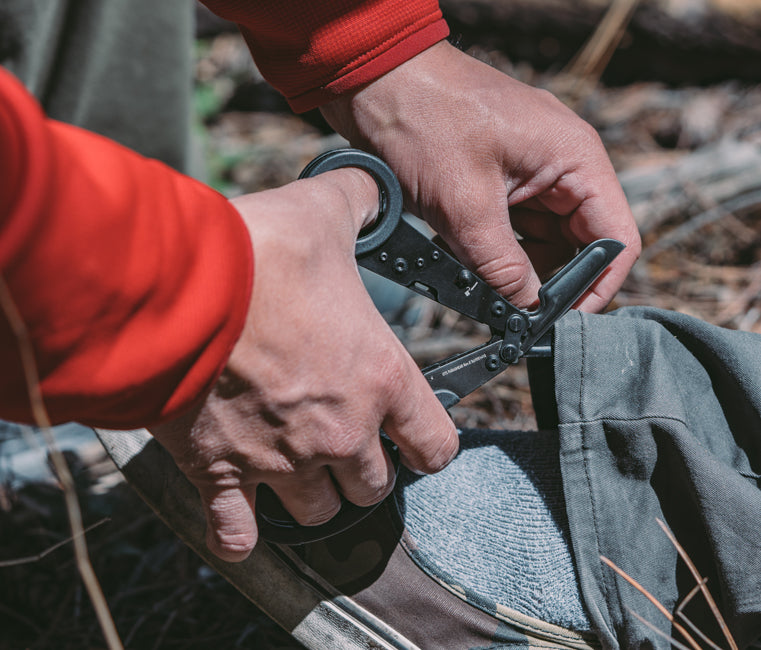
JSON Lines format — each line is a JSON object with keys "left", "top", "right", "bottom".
{"left": 456, "top": 269, "right": 474, "bottom": 288}
{"left": 431, "top": 251, "right": 440, "bottom": 261}
{"left": 415, "top": 257, "right": 425, "bottom": 268}
{"left": 394, "top": 258, "right": 408, "bottom": 273}
{"left": 379, "top": 252, "right": 389, "bottom": 262}
{"left": 491, "top": 301, "right": 507, "bottom": 317}
{"left": 486, "top": 355, "right": 500, "bottom": 371}
{"left": 508, "top": 314, "right": 525, "bottom": 332}
{"left": 500, "top": 344, "right": 520, "bottom": 364}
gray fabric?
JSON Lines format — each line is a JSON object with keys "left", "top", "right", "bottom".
{"left": 551, "top": 307, "right": 761, "bottom": 649}
{"left": 396, "top": 429, "right": 590, "bottom": 631}
{"left": 0, "top": 0, "right": 195, "bottom": 172}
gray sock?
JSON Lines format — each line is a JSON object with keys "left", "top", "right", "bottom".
{"left": 395, "top": 428, "right": 590, "bottom": 631}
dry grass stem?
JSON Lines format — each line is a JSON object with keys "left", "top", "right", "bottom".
{"left": 627, "top": 607, "right": 693, "bottom": 650}
{"left": 656, "top": 518, "right": 738, "bottom": 650}
{"left": 0, "top": 275, "right": 124, "bottom": 650}
{"left": 562, "top": 0, "right": 640, "bottom": 101}
{"left": 600, "top": 555, "right": 702, "bottom": 650}
{"left": 673, "top": 580, "right": 726, "bottom": 650}
{"left": 0, "top": 518, "right": 109, "bottom": 567}
{"left": 602, "top": 520, "right": 740, "bottom": 650}
{"left": 677, "top": 610, "right": 725, "bottom": 650}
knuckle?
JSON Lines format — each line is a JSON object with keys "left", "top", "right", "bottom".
{"left": 323, "top": 427, "right": 368, "bottom": 460}
{"left": 478, "top": 257, "right": 536, "bottom": 305}
{"left": 349, "top": 478, "right": 395, "bottom": 507}
{"left": 294, "top": 498, "right": 341, "bottom": 526}
{"left": 183, "top": 459, "right": 242, "bottom": 488}
{"left": 417, "top": 436, "right": 459, "bottom": 475}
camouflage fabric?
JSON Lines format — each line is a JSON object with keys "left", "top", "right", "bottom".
{"left": 289, "top": 496, "right": 600, "bottom": 649}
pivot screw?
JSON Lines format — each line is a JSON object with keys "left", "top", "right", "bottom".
{"left": 500, "top": 344, "right": 520, "bottom": 364}
{"left": 486, "top": 355, "right": 500, "bottom": 371}
{"left": 508, "top": 314, "right": 525, "bottom": 333}
{"left": 394, "top": 258, "right": 408, "bottom": 273}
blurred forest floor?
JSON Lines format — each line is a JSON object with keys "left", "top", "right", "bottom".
{"left": 2, "top": 0, "right": 761, "bottom": 647}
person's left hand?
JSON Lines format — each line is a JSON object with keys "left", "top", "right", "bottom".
{"left": 321, "top": 40, "right": 641, "bottom": 312}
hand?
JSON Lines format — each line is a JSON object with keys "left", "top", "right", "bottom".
{"left": 150, "top": 169, "right": 458, "bottom": 562}
{"left": 321, "top": 41, "right": 641, "bottom": 312}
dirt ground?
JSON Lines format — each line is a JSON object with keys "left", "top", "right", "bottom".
{"left": 2, "top": 2, "right": 761, "bottom": 648}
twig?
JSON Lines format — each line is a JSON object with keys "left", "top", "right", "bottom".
{"left": 152, "top": 609, "right": 178, "bottom": 650}
{"left": 562, "top": 0, "right": 640, "bottom": 103}
{"left": 675, "top": 580, "right": 707, "bottom": 615}
{"left": 716, "top": 263, "right": 761, "bottom": 328}
{"left": 677, "top": 610, "right": 725, "bottom": 650}
{"left": 0, "top": 275, "right": 124, "bottom": 650}
{"left": 656, "top": 518, "right": 738, "bottom": 650}
{"left": 0, "top": 518, "right": 109, "bottom": 567}
{"left": 673, "top": 580, "right": 725, "bottom": 650}
{"left": 640, "top": 188, "right": 761, "bottom": 263}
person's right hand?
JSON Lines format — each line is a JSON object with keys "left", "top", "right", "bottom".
{"left": 150, "top": 168, "right": 458, "bottom": 562}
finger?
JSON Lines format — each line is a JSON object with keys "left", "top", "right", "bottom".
{"left": 330, "top": 436, "right": 397, "bottom": 507}
{"left": 521, "top": 239, "right": 578, "bottom": 280}
{"left": 441, "top": 182, "right": 543, "bottom": 308}
{"left": 565, "top": 184, "right": 641, "bottom": 312}
{"left": 574, "top": 241, "right": 640, "bottom": 312}
{"left": 198, "top": 486, "right": 257, "bottom": 563}
{"left": 510, "top": 208, "right": 576, "bottom": 247}
{"left": 268, "top": 468, "right": 343, "bottom": 526}
{"left": 381, "top": 345, "right": 459, "bottom": 475}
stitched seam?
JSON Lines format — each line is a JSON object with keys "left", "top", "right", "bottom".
{"left": 578, "top": 314, "right": 619, "bottom": 636}
{"left": 565, "top": 414, "right": 689, "bottom": 428}
{"left": 579, "top": 313, "right": 586, "bottom": 422}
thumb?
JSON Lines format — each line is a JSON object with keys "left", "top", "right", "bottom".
{"left": 381, "top": 344, "right": 460, "bottom": 475}
{"left": 198, "top": 486, "right": 257, "bottom": 562}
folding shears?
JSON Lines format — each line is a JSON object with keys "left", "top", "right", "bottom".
{"left": 256, "top": 149, "right": 625, "bottom": 544}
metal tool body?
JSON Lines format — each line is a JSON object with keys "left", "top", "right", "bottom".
{"left": 256, "top": 149, "right": 625, "bottom": 544}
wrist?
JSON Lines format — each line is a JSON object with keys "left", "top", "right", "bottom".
{"left": 320, "top": 39, "right": 453, "bottom": 150}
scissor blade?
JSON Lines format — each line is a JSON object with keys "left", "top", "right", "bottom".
{"left": 524, "top": 239, "right": 625, "bottom": 350}
{"left": 423, "top": 338, "right": 507, "bottom": 409}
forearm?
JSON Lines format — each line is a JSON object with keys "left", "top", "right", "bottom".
{"left": 0, "top": 68, "right": 253, "bottom": 428}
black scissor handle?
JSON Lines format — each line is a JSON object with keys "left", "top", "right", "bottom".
{"left": 255, "top": 437, "right": 399, "bottom": 545}
{"left": 298, "top": 148, "right": 403, "bottom": 255}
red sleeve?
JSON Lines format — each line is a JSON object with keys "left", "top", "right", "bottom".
{"left": 201, "top": 0, "right": 449, "bottom": 112}
{"left": 0, "top": 68, "right": 253, "bottom": 428}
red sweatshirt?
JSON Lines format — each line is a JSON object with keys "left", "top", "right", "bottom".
{"left": 0, "top": 1, "right": 448, "bottom": 427}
